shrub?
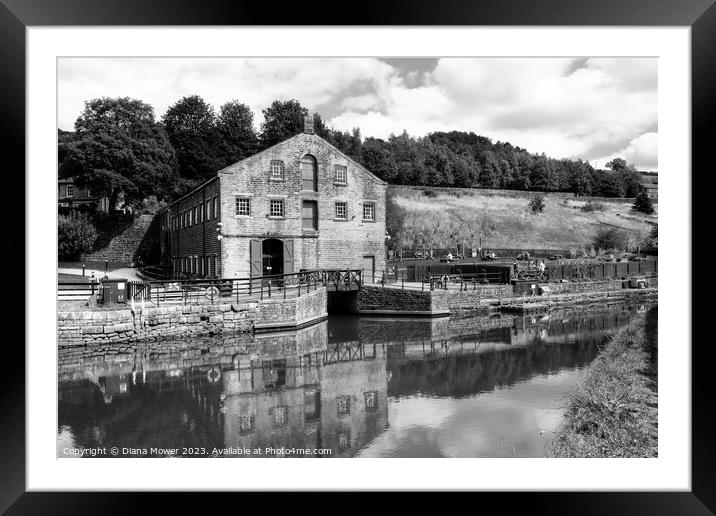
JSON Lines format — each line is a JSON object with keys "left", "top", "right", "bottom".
{"left": 423, "top": 189, "right": 438, "bottom": 198}
{"left": 642, "top": 223, "right": 658, "bottom": 249}
{"left": 139, "top": 195, "right": 167, "bottom": 215}
{"left": 632, "top": 191, "right": 655, "bottom": 214}
{"left": 58, "top": 214, "right": 97, "bottom": 260}
{"left": 528, "top": 194, "right": 545, "bottom": 214}
{"left": 581, "top": 201, "right": 605, "bottom": 212}
{"left": 593, "top": 227, "right": 629, "bottom": 252}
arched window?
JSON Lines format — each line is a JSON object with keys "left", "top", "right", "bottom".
{"left": 300, "top": 154, "right": 318, "bottom": 191}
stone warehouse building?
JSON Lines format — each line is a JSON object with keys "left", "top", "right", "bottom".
{"left": 159, "top": 117, "right": 387, "bottom": 282}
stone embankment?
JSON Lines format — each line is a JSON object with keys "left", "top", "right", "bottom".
{"left": 57, "top": 287, "right": 327, "bottom": 347}
{"left": 351, "top": 279, "right": 656, "bottom": 316}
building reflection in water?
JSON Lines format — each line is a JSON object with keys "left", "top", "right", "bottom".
{"left": 57, "top": 302, "right": 653, "bottom": 457}
{"left": 58, "top": 320, "right": 390, "bottom": 458}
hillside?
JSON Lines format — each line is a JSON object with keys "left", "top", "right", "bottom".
{"left": 389, "top": 185, "right": 657, "bottom": 251}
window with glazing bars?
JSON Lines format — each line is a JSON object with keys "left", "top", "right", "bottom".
{"left": 270, "top": 160, "right": 284, "bottom": 180}
{"left": 270, "top": 199, "right": 284, "bottom": 217}
{"left": 235, "top": 197, "right": 250, "bottom": 216}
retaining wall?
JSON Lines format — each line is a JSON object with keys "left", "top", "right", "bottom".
{"left": 58, "top": 287, "right": 327, "bottom": 347}
{"left": 354, "top": 284, "right": 512, "bottom": 316}
{"left": 81, "top": 213, "right": 158, "bottom": 264}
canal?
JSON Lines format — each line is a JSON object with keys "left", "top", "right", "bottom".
{"left": 57, "top": 301, "right": 654, "bottom": 458}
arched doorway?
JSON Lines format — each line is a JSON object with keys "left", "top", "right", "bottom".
{"left": 262, "top": 238, "right": 283, "bottom": 276}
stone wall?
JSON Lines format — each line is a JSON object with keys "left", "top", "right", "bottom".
{"left": 82, "top": 214, "right": 157, "bottom": 264}
{"left": 58, "top": 287, "right": 328, "bottom": 347}
{"left": 538, "top": 277, "right": 657, "bottom": 294}
{"left": 355, "top": 284, "right": 512, "bottom": 315}
{"left": 356, "top": 286, "right": 433, "bottom": 313}
{"left": 254, "top": 287, "right": 327, "bottom": 331}
{"left": 431, "top": 285, "right": 513, "bottom": 313}
{"left": 217, "top": 132, "right": 387, "bottom": 278}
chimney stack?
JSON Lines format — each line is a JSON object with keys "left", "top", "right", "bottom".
{"left": 304, "top": 115, "right": 314, "bottom": 134}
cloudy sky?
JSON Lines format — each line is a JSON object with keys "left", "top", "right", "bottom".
{"left": 58, "top": 57, "right": 657, "bottom": 170}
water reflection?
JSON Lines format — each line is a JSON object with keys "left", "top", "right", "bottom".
{"left": 58, "top": 302, "right": 653, "bottom": 458}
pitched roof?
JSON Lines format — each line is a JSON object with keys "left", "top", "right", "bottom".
{"left": 218, "top": 132, "right": 388, "bottom": 186}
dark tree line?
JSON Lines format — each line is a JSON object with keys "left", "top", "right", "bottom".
{"left": 360, "top": 131, "right": 646, "bottom": 198}
{"left": 58, "top": 96, "right": 648, "bottom": 211}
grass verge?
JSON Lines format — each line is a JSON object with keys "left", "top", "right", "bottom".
{"left": 551, "top": 311, "right": 658, "bottom": 457}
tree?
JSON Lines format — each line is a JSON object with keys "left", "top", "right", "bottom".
{"left": 259, "top": 99, "right": 309, "bottom": 148}
{"left": 312, "top": 113, "right": 331, "bottom": 139}
{"left": 530, "top": 155, "right": 557, "bottom": 191}
{"left": 646, "top": 224, "right": 658, "bottom": 248}
{"left": 593, "top": 227, "right": 629, "bottom": 251}
{"left": 528, "top": 194, "right": 546, "bottom": 214}
{"left": 162, "top": 95, "right": 215, "bottom": 134}
{"left": 632, "top": 190, "right": 655, "bottom": 214}
{"left": 59, "top": 97, "right": 178, "bottom": 210}
{"left": 362, "top": 137, "right": 398, "bottom": 183}
{"left": 594, "top": 171, "right": 625, "bottom": 197}
{"left": 58, "top": 215, "right": 97, "bottom": 260}
{"left": 605, "top": 157, "right": 628, "bottom": 171}
{"left": 162, "top": 95, "right": 223, "bottom": 188}
{"left": 621, "top": 168, "right": 644, "bottom": 197}
{"left": 216, "top": 100, "right": 259, "bottom": 163}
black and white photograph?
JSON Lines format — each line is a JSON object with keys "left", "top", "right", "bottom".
{"left": 9, "top": 14, "right": 704, "bottom": 501}
{"left": 55, "top": 55, "right": 660, "bottom": 460}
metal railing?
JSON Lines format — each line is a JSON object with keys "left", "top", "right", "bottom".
{"left": 323, "top": 269, "right": 363, "bottom": 291}
{"left": 57, "top": 280, "right": 101, "bottom": 301}
{"left": 58, "top": 269, "right": 366, "bottom": 305}
{"left": 373, "top": 268, "right": 506, "bottom": 291}
{"left": 391, "top": 247, "right": 574, "bottom": 261}
{"left": 125, "top": 270, "right": 328, "bottom": 306}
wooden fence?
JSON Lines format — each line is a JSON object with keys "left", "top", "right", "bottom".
{"left": 545, "top": 260, "right": 657, "bottom": 281}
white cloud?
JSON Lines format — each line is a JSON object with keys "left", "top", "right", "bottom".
{"left": 58, "top": 56, "right": 657, "bottom": 170}
{"left": 599, "top": 132, "right": 658, "bottom": 170}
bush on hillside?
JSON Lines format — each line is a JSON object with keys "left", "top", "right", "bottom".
{"left": 632, "top": 191, "right": 655, "bottom": 214}
{"left": 528, "top": 194, "right": 545, "bottom": 214}
{"left": 581, "top": 201, "right": 605, "bottom": 212}
{"left": 593, "top": 227, "right": 628, "bottom": 252}
{"left": 58, "top": 214, "right": 97, "bottom": 260}
{"left": 139, "top": 195, "right": 168, "bottom": 215}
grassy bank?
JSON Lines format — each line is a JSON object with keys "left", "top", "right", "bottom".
{"left": 390, "top": 185, "right": 656, "bottom": 250}
{"left": 551, "top": 311, "right": 658, "bottom": 458}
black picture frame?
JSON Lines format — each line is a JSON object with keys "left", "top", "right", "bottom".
{"left": 5, "top": 0, "right": 711, "bottom": 512}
